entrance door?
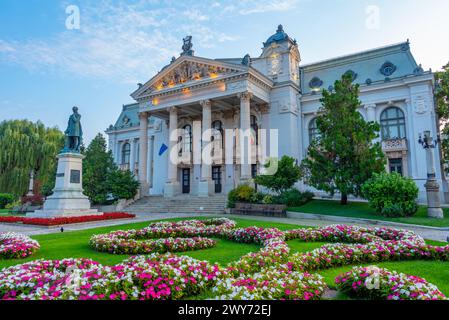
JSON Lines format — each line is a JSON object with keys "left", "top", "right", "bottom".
{"left": 212, "top": 166, "right": 222, "bottom": 193}
{"left": 182, "top": 168, "right": 190, "bottom": 194}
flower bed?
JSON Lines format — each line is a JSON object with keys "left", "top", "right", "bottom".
{"left": 213, "top": 265, "right": 326, "bottom": 300}
{"left": 90, "top": 218, "right": 235, "bottom": 255}
{"left": 0, "top": 255, "right": 223, "bottom": 300}
{"left": 0, "top": 232, "right": 40, "bottom": 259}
{"left": 335, "top": 266, "right": 446, "bottom": 300}
{"left": 0, "top": 212, "right": 135, "bottom": 226}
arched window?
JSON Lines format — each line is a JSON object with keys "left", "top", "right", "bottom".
{"left": 179, "top": 124, "right": 192, "bottom": 155}
{"left": 308, "top": 118, "right": 320, "bottom": 142}
{"left": 380, "top": 107, "right": 406, "bottom": 140}
{"left": 121, "top": 142, "right": 131, "bottom": 165}
{"left": 250, "top": 115, "right": 259, "bottom": 145}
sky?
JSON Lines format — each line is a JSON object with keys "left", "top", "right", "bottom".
{"left": 1, "top": 0, "right": 449, "bottom": 144}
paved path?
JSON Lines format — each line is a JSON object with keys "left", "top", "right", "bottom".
{"left": 1, "top": 212, "right": 448, "bottom": 242}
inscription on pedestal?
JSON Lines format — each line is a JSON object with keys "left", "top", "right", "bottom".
{"left": 56, "top": 173, "right": 65, "bottom": 178}
{"left": 70, "top": 170, "right": 81, "bottom": 184}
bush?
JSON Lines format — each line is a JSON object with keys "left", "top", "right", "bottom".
{"left": 0, "top": 193, "right": 15, "bottom": 209}
{"left": 21, "top": 194, "right": 44, "bottom": 206}
{"left": 273, "top": 189, "right": 314, "bottom": 207}
{"left": 227, "top": 184, "right": 257, "bottom": 208}
{"left": 362, "top": 172, "right": 419, "bottom": 217}
{"left": 107, "top": 170, "right": 140, "bottom": 201}
{"left": 254, "top": 156, "right": 302, "bottom": 194}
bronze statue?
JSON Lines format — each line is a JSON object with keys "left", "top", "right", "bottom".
{"left": 62, "top": 106, "right": 83, "bottom": 153}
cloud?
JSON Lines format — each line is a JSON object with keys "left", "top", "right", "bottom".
{"left": 0, "top": 0, "right": 299, "bottom": 84}
{"left": 0, "top": 1, "right": 238, "bottom": 84}
{"left": 237, "top": 0, "right": 300, "bottom": 15}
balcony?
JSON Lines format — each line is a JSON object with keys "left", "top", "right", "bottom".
{"left": 381, "top": 138, "right": 408, "bottom": 152}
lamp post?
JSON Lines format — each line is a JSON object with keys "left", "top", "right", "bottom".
{"left": 418, "top": 131, "right": 444, "bottom": 218}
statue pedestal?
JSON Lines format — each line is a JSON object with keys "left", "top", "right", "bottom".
{"left": 28, "top": 153, "right": 102, "bottom": 218}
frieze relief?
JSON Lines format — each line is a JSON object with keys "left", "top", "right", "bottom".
{"left": 147, "top": 61, "right": 241, "bottom": 94}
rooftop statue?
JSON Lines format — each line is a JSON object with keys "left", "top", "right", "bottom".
{"left": 62, "top": 106, "right": 83, "bottom": 153}
{"left": 181, "top": 35, "right": 194, "bottom": 56}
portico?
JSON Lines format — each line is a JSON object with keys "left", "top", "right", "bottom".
{"left": 135, "top": 85, "right": 271, "bottom": 198}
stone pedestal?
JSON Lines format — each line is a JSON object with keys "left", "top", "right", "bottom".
{"left": 425, "top": 179, "right": 444, "bottom": 219}
{"left": 28, "top": 153, "right": 102, "bottom": 218}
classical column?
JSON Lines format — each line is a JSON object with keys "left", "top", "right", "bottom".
{"left": 239, "top": 91, "right": 252, "bottom": 182}
{"left": 130, "top": 139, "right": 136, "bottom": 174}
{"left": 199, "top": 100, "right": 213, "bottom": 196}
{"left": 364, "top": 104, "right": 376, "bottom": 122}
{"left": 148, "top": 136, "right": 155, "bottom": 188}
{"left": 164, "top": 107, "right": 180, "bottom": 197}
{"left": 115, "top": 141, "right": 122, "bottom": 165}
{"left": 138, "top": 112, "right": 149, "bottom": 196}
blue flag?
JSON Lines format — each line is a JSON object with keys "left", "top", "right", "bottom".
{"left": 159, "top": 143, "right": 168, "bottom": 156}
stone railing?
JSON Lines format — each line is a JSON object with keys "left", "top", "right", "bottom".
{"left": 381, "top": 138, "right": 408, "bottom": 152}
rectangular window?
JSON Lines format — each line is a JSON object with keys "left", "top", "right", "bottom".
{"left": 389, "top": 158, "right": 403, "bottom": 176}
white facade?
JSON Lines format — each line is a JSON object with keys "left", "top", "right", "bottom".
{"left": 106, "top": 26, "right": 444, "bottom": 203}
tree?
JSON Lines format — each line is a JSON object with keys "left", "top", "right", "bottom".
{"left": 254, "top": 156, "right": 301, "bottom": 195}
{"left": 83, "top": 133, "right": 139, "bottom": 204}
{"left": 107, "top": 169, "right": 139, "bottom": 201}
{"left": 435, "top": 63, "right": 449, "bottom": 173}
{"left": 0, "top": 120, "right": 64, "bottom": 197}
{"left": 83, "top": 133, "right": 116, "bottom": 204}
{"left": 300, "top": 74, "right": 386, "bottom": 205}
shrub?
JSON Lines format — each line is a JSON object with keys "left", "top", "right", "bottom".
{"left": 0, "top": 193, "right": 15, "bottom": 209}
{"left": 107, "top": 170, "right": 140, "bottom": 201}
{"left": 254, "top": 156, "right": 302, "bottom": 194}
{"left": 227, "top": 184, "right": 256, "bottom": 208}
{"left": 21, "top": 194, "right": 44, "bottom": 206}
{"left": 262, "top": 195, "right": 274, "bottom": 204}
{"left": 362, "top": 172, "right": 419, "bottom": 217}
{"left": 273, "top": 189, "right": 314, "bottom": 207}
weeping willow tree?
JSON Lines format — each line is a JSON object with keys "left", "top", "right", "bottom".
{"left": 0, "top": 120, "right": 64, "bottom": 197}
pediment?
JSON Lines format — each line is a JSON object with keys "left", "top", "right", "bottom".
{"left": 131, "top": 56, "right": 248, "bottom": 99}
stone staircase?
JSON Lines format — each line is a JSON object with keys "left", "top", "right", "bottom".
{"left": 125, "top": 195, "right": 227, "bottom": 215}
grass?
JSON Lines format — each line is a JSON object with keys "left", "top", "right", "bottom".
{"left": 289, "top": 200, "right": 449, "bottom": 228}
{"left": 0, "top": 209, "right": 10, "bottom": 215}
{"left": 1, "top": 217, "right": 449, "bottom": 298}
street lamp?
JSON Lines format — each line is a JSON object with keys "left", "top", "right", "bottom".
{"left": 418, "top": 131, "right": 444, "bottom": 218}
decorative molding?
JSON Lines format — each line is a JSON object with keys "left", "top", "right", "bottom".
{"left": 238, "top": 91, "right": 253, "bottom": 102}
{"left": 309, "top": 77, "right": 323, "bottom": 89}
{"left": 167, "top": 106, "right": 178, "bottom": 114}
{"left": 380, "top": 61, "right": 397, "bottom": 77}
{"left": 413, "top": 96, "right": 429, "bottom": 115}
{"left": 200, "top": 99, "right": 212, "bottom": 108}
{"left": 382, "top": 138, "right": 408, "bottom": 152}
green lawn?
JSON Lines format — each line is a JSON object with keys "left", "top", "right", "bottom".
{"left": 289, "top": 200, "right": 449, "bottom": 228}
{"left": 0, "top": 209, "right": 10, "bottom": 215}
{"left": 1, "top": 217, "right": 449, "bottom": 298}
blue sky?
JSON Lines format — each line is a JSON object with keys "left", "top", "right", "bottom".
{"left": 1, "top": 0, "right": 449, "bottom": 143}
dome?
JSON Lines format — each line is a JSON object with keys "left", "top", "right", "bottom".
{"left": 264, "top": 25, "right": 290, "bottom": 47}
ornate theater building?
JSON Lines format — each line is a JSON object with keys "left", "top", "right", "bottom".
{"left": 106, "top": 25, "right": 443, "bottom": 202}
